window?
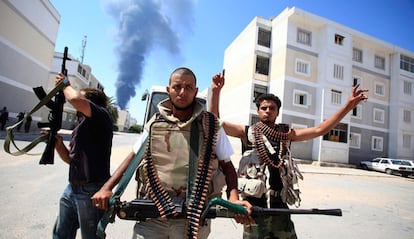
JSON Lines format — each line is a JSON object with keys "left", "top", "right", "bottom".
{"left": 353, "top": 48, "right": 363, "bottom": 62}
{"left": 293, "top": 90, "right": 310, "bottom": 107}
{"left": 404, "top": 81, "right": 412, "bottom": 95}
{"left": 331, "top": 90, "right": 342, "bottom": 105}
{"left": 323, "top": 123, "right": 348, "bottom": 143}
{"left": 297, "top": 28, "right": 312, "bottom": 46}
{"left": 400, "top": 55, "right": 414, "bottom": 73}
{"left": 374, "top": 82, "right": 385, "bottom": 96}
{"left": 372, "top": 136, "right": 383, "bottom": 151}
{"left": 256, "top": 55, "right": 270, "bottom": 75}
{"left": 373, "top": 108, "right": 385, "bottom": 124}
{"left": 349, "top": 133, "right": 361, "bottom": 148}
{"left": 77, "top": 65, "right": 82, "bottom": 75}
{"left": 258, "top": 28, "right": 271, "bottom": 48}
{"left": 295, "top": 59, "right": 310, "bottom": 76}
{"left": 333, "top": 64, "right": 344, "bottom": 80}
{"left": 352, "top": 105, "right": 362, "bottom": 119}
{"left": 77, "top": 65, "right": 90, "bottom": 79}
{"left": 334, "top": 34, "right": 344, "bottom": 45}
{"left": 253, "top": 84, "right": 268, "bottom": 103}
{"left": 403, "top": 110, "right": 411, "bottom": 123}
{"left": 403, "top": 134, "right": 411, "bottom": 149}
{"left": 374, "top": 55, "right": 385, "bottom": 70}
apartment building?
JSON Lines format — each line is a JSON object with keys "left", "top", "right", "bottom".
{"left": 0, "top": 1, "right": 129, "bottom": 132}
{"left": 220, "top": 7, "right": 414, "bottom": 165}
{"left": 48, "top": 51, "right": 107, "bottom": 129}
{"left": 0, "top": 0, "right": 59, "bottom": 131}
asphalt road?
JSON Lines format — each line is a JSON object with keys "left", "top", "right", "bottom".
{"left": 0, "top": 130, "right": 413, "bottom": 239}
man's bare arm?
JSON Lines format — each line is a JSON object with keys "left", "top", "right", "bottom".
{"left": 91, "top": 151, "right": 135, "bottom": 210}
{"left": 210, "top": 69, "right": 247, "bottom": 142}
{"left": 220, "top": 160, "right": 255, "bottom": 225}
{"left": 210, "top": 69, "right": 225, "bottom": 118}
{"left": 292, "top": 84, "right": 368, "bottom": 142}
{"left": 56, "top": 73, "right": 92, "bottom": 117}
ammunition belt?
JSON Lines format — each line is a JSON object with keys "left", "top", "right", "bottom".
{"left": 252, "top": 122, "right": 290, "bottom": 169}
{"left": 144, "top": 112, "right": 219, "bottom": 239}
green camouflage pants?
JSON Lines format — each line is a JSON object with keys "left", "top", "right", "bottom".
{"left": 243, "top": 214, "right": 296, "bottom": 239}
{"left": 243, "top": 194, "right": 297, "bottom": 239}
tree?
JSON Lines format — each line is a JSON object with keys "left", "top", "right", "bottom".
{"left": 107, "top": 96, "right": 119, "bottom": 126}
{"left": 128, "top": 124, "right": 143, "bottom": 133}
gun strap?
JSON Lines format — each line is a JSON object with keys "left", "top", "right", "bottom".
{"left": 96, "top": 135, "right": 149, "bottom": 239}
{"left": 3, "top": 80, "right": 67, "bottom": 156}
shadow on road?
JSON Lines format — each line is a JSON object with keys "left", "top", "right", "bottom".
{"left": 0, "top": 129, "right": 72, "bottom": 142}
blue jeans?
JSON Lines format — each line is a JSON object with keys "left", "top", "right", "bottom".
{"left": 53, "top": 183, "right": 105, "bottom": 239}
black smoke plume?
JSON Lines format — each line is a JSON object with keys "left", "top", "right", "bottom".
{"left": 104, "top": 0, "right": 194, "bottom": 109}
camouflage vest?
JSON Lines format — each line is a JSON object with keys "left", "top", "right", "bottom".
{"left": 135, "top": 110, "right": 225, "bottom": 203}
{"left": 239, "top": 122, "right": 303, "bottom": 206}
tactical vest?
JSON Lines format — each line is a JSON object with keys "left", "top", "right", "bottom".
{"left": 238, "top": 122, "right": 303, "bottom": 206}
{"left": 135, "top": 111, "right": 225, "bottom": 205}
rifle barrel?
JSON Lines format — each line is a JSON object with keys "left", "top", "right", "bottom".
{"left": 251, "top": 207, "right": 342, "bottom": 217}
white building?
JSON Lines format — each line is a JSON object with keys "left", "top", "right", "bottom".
{"left": 219, "top": 7, "right": 414, "bottom": 165}
{"left": 49, "top": 51, "right": 106, "bottom": 129}
{"left": 1, "top": 1, "right": 120, "bottom": 131}
{"left": 0, "top": 0, "right": 59, "bottom": 131}
{"left": 116, "top": 108, "right": 132, "bottom": 132}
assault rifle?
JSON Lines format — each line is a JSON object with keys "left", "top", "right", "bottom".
{"left": 115, "top": 197, "right": 342, "bottom": 222}
{"left": 33, "top": 47, "right": 69, "bottom": 164}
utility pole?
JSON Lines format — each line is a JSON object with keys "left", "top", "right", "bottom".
{"left": 80, "top": 35, "right": 87, "bottom": 64}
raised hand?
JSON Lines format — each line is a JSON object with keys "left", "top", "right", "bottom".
{"left": 347, "top": 83, "right": 368, "bottom": 108}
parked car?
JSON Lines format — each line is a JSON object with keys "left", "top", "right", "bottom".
{"left": 360, "top": 157, "right": 414, "bottom": 177}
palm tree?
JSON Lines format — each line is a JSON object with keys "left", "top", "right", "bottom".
{"left": 107, "top": 96, "right": 119, "bottom": 125}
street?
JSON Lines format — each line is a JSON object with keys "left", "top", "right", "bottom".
{"left": 0, "top": 131, "right": 413, "bottom": 239}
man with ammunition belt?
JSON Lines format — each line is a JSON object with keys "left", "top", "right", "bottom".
{"left": 92, "top": 67, "right": 254, "bottom": 239}
{"left": 210, "top": 70, "right": 368, "bottom": 239}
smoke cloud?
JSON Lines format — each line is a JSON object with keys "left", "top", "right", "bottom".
{"left": 103, "top": 0, "right": 195, "bottom": 109}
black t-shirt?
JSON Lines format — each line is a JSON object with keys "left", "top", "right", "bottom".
{"left": 69, "top": 102, "right": 113, "bottom": 184}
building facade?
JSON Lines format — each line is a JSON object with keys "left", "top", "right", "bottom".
{"left": 220, "top": 7, "right": 414, "bottom": 165}
{"left": 0, "top": 1, "right": 127, "bottom": 132}
{"left": 0, "top": 0, "right": 59, "bottom": 131}
{"left": 49, "top": 51, "right": 107, "bottom": 129}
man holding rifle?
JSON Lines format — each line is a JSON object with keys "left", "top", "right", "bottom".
{"left": 53, "top": 72, "right": 113, "bottom": 239}
{"left": 92, "top": 67, "right": 254, "bottom": 239}
{"left": 210, "top": 70, "right": 368, "bottom": 239}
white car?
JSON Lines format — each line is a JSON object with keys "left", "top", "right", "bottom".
{"left": 360, "top": 157, "right": 414, "bottom": 177}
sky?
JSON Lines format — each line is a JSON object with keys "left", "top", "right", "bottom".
{"left": 50, "top": 0, "right": 414, "bottom": 124}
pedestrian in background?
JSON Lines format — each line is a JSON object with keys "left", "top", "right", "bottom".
{"left": 0, "top": 106, "right": 9, "bottom": 130}
{"left": 24, "top": 115, "right": 32, "bottom": 133}
{"left": 16, "top": 112, "right": 24, "bottom": 132}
